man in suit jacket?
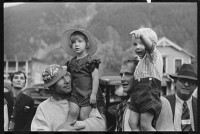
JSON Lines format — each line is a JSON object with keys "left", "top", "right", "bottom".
{"left": 165, "top": 64, "right": 197, "bottom": 131}
{"left": 8, "top": 71, "right": 35, "bottom": 131}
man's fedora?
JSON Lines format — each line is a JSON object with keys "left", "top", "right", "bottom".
{"left": 169, "top": 64, "right": 197, "bottom": 81}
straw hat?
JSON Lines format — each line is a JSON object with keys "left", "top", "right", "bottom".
{"left": 42, "top": 64, "right": 69, "bottom": 88}
{"left": 60, "top": 28, "right": 97, "bottom": 56}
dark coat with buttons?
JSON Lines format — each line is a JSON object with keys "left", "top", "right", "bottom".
{"left": 10, "top": 93, "right": 35, "bottom": 131}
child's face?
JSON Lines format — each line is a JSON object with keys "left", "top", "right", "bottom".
{"left": 132, "top": 39, "right": 146, "bottom": 59}
{"left": 71, "top": 35, "right": 87, "bottom": 55}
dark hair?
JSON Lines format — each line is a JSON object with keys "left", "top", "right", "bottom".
{"left": 10, "top": 71, "right": 27, "bottom": 84}
{"left": 69, "top": 31, "right": 89, "bottom": 48}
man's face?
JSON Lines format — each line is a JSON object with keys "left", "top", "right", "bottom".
{"left": 12, "top": 73, "right": 26, "bottom": 89}
{"left": 120, "top": 62, "right": 135, "bottom": 94}
{"left": 175, "top": 78, "right": 197, "bottom": 100}
{"left": 54, "top": 74, "right": 72, "bottom": 95}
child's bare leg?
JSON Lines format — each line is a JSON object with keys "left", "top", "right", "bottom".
{"left": 140, "top": 111, "right": 155, "bottom": 131}
{"left": 128, "top": 110, "right": 140, "bottom": 131}
{"left": 66, "top": 102, "right": 80, "bottom": 124}
{"left": 79, "top": 106, "right": 92, "bottom": 120}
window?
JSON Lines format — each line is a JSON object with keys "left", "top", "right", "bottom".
{"left": 8, "top": 61, "right": 16, "bottom": 71}
{"left": 163, "top": 57, "right": 166, "bottom": 73}
{"left": 18, "top": 61, "right": 26, "bottom": 72}
{"left": 175, "top": 59, "right": 182, "bottom": 73}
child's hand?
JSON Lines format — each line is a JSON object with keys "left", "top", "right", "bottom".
{"left": 90, "top": 93, "right": 96, "bottom": 104}
{"left": 130, "top": 30, "right": 142, "bottom": 40}
{"left": 62, "top": 65, "right": 67, "bottom": 70}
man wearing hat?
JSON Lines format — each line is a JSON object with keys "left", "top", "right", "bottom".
{"left": 165, "top": 63, "right": 197, "bottom": 131}
{"left": 31, "top": 64, "right": 106, "bottom": 131}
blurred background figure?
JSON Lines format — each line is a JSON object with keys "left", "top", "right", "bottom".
{"left": 4, "top": 81, "right": 14, "bottom": 123}
{"left": 4, "top": 98, "right": 9, "bottom": 131}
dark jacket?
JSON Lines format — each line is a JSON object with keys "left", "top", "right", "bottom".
{"left": 10, "top": 93, "right": 35, "bottom": 131}
{"left": 165, "top": 94, "right": 197, "bottom": 131}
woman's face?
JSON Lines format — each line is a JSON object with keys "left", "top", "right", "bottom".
{"left": 12, "top": 73, "right": 26, "bottom": 89}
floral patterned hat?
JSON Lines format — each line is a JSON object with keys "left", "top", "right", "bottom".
{"left": 42, "top": 64, "right": 69, "bottom": 88}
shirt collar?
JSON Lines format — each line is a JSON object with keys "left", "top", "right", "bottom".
{"left": 15, "top": 91, "right": 23, "bottom": 100}
{"left": 50, "top": 96, "right": 69, "bottom": 104}
{"left": 175, "top": 94, "right": 192, "bottom": 105}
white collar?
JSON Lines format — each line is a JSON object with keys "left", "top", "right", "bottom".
{"left": 175, "top": 94, "right": 192, "bottom": 105}
{"left": 50, "top": 97, "right": 69, "bottom": 104}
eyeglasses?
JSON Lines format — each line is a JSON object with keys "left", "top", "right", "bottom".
{"left": 177, "top": 78, "right": 196, "bottom": 86}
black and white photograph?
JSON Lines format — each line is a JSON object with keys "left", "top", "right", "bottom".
{"left": 3, "top": 1, "right": 198, "bottom": 132}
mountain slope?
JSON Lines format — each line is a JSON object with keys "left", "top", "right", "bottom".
{"left": 4, "top": 3, "right": 197, "bottom": 75}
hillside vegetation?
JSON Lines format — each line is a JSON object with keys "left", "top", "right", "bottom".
{"left": 4, "top": 3, "right": 197, "bottom": 76}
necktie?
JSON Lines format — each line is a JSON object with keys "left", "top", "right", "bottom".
{"left": 116, "top": 101, "right": 127, "bottom": 131}
{"left": 181, "top": 102, "right": 192, "bottom": 131}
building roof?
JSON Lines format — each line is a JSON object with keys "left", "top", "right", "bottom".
{"left": 4, "top": 54, "right": 32, "bottom": 61}
{"left": 157, "top": 37, "right": 195, "bottom": 58}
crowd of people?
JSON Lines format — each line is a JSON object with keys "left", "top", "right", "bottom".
{"left": 4, "top": 28, "right": 197, "bottom": 132}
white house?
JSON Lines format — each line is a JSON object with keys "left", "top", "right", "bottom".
{"left": 157, "top": 37, "right": 195, "bottom": 95}
{"left": 4, "top": 55, "right": 48, "bottom": 87}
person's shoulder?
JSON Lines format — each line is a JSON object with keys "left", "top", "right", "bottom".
{"left": 192, "top": 96, "right": 197, "bottom": 103}
{"left": 4, "top": 98, "right": 7, "bottom": 105}
{"left": 37, "top": 98, "right": 51, "bottom": 107}
{"left": 149, "top": 46, "right": 160, "bottom": 55}
{"left": 87, "top": 55, "right": 101, "bottom": 64}
{"left": 22, "top": 93, "right": 34, "bottom": 101}
{"left": 164, "top": 94, "right": 175, "bottom": 99}
{"left": 35, "top": 98, "right": 52, "bottom": 113}
{"left": 160, "top": 96, "right": 171, "bottom": 105}
{"left": 160, "top": 96, "right": 168, "bottom": 101}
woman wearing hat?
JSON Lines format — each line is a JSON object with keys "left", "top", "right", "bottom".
{"left": 165, "top": 64, "right": 197, "bottom": 131}
{"left": 61, "top": 28, "right": 104, "bottom": 125}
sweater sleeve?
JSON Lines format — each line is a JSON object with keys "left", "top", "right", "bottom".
{"left": 75, "top": 108, "right": 106, "bottom": 131}
{"left": 155, "top": 96, "right": 175, "bottom": 131}
{"left": 31, "top": 105, "right": 52, "bottom": 131}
